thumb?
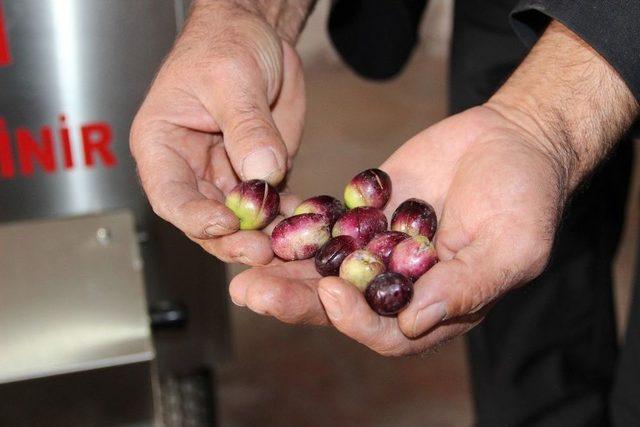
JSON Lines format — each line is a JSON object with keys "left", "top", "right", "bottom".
{"left": 397, "top": 229, "right": 550, "bottom": 338}
{"left": 318, "top": 277, "right": 403, "bottom": 355}
{"left": 205, "top": 56, "right": 289, "bottom": 186}
{"left": 396, "top": 255, "right": 483, "bottom": 339}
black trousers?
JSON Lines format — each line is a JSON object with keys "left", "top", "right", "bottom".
{"left": 451, "top": 1, "right": 640, "bottom": 426}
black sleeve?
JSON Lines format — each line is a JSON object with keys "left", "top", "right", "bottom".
{"left": 328, "top": 0, "right": 428, "bottom": 80}
{"left": 510, "top": 0, "right": 640, "bottom": 102}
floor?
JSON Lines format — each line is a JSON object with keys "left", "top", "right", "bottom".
{"left": 216, "top": 2, "right": 638, "bottom": 426}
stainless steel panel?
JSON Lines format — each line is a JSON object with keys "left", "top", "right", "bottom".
{"left": 0, "top": 210, "right": 152, "bottom": 384}
{"left": 0, "top": 0, "right": 230, "bottom": 376}
{"left": 0, "top": 0, "right": 178, "bottom": 226}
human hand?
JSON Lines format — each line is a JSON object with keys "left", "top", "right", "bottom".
{"left": 228, "top": 20, "right": 639, "bottom": 355}
{"left": 229, "top": 105, "right": 562, "bottom": 354}
{"left": 130, "top": 0, "right": 307, "bottom": 265}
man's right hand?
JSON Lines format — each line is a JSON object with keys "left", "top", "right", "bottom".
{"left": 130, "top": 0, "right": 307, "bottom": 265}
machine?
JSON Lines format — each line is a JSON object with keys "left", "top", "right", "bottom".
{"left": 0, "top": 1, "right": 229, "bottom": 425}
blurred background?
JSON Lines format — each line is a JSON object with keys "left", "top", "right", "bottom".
{"left": 0, "top": 1, "right": 636, "bottom": 426}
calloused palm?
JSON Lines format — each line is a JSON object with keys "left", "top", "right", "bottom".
{"left": 230, "top": 106, "right": 562, "bottom": 355}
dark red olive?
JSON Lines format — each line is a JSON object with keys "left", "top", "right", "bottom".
{"left": 294, "top": 195, "right": 345, "bottom": 226}
{"left": 391, "top": 198, "right": 437, "bottom": 240}
{"left": 389, "top": 235, "right": 438, "bottom": 282}
{"left": 271, "top": 214, "right": 331, "bottom": 261}
{"left": 365, "top": 272, "right": 413, "bottom": 316}
{"left": 332, "top": 207, "right": 388, "bottom": 247}
{"left": 365, "top": 231, "right": 410, "bottom": 266}
{"left": 315, "top": 235, "right": 359, "bottom": 277}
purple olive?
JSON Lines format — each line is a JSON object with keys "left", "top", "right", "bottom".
{"left": 315, "top": 235, "right": 359, "bottom": 277}
{"left": 294, "top": 195, "right": 345, "bottom": 226}
{"left": 271, "top": 214, "right": 331, "bottom": 261}
{"left": 391, "top": 198, "right": 437, "bottom": 239}
{"left": 339, "top": 249, "right": 386, "bottom": 291}
{"left": 365, "top": 231, "right": 410, "bottom": 266}
{"left": 365, "top": 272, "right": 413, "bottom": 316}
{"left": 389, "top": 235, "right": 438, "bottom": 282}
{"left": 332, "top": 207, "right": 388, "bottom": 248}
{"left": 344, "top": 168, "right": 392, "bottom": 209}
{"left": 225, "top": 179, "right": 280, "bottom": 230}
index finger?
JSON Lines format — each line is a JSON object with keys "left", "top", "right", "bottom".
{"left": 131, "top": 123, "right": 239, "bottom": 239}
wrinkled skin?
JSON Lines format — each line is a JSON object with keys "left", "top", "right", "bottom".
{"left": 230, "top": 106, "right": 560, "bottom": 356}
{"left": 130, "top": 2, "right": 305, "bottom": 265}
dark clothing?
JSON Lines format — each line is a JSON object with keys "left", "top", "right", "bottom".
{"left": 511, "top": 0, "right": 640, "bottom": 102}
{"left": 449, "top": 0, "right": 529, "bottom": 112}
{"left": 328, "top": 0, "right": 429, "bottom": 80}
{"left": 329, "top": 0, "right": 640, "bottom": 102}
{"left": 329, "top": 0, "right": 640, "bottom": 425}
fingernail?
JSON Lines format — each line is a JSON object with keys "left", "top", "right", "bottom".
{"left": 242, "top": 149, "right": 281, "bottom": 183}
{"left": 319, "top": 288, "right": 342, "bottom": 320}
{"left": 230, "top": 296, "right": 245, "bottom": 307}
{"left": 412, "top": 303, "right": 447, "bottom": 337}
{"left": 205, "top": 223, "right": 233, "bottom": 236}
